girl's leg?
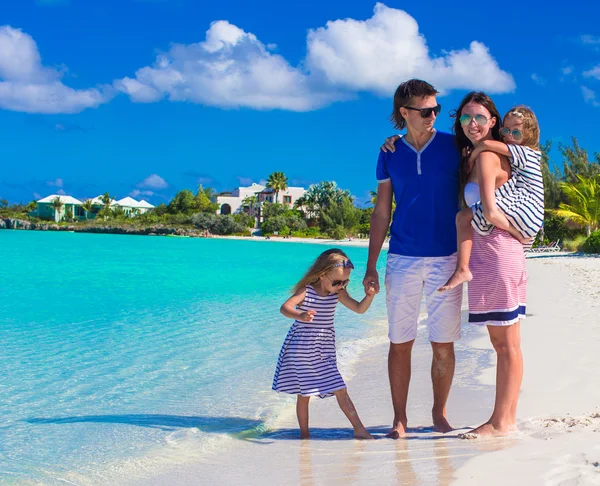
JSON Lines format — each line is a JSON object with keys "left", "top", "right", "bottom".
{"left": 297, "top": 395, "right": 311, "bottom": 439}
{"left": 439, "top": 207, "right": 474, "bottom": 291}
{"left": 333, "top": 388, "right": 373, "bottom": 439}
{"left": 466, "top": 322, "right": 523, "bottom": 437}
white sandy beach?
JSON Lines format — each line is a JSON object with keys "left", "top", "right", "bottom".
{"left": 128, "top": 253, "right": 600, "bottom": 486}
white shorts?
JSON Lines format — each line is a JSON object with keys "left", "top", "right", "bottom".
{"left": 385, "top": 253, "right": 463, "bottom": 344}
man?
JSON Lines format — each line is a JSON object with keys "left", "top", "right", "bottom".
{"left": 363, "top": 79, "right": 462, "bottom": 438}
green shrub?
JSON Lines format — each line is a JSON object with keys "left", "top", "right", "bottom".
{"left": 328, "top": 225, "right": 347, "bottom": 240}
{"left": 562, "top": 235, "right": 588, "bottom": 252}
{"left": 582, "top": 230, "right": 600, "bottom": 254}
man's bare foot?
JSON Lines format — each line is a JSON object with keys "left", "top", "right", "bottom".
{"left": 438, "top": 269, "right": 472, "bottom": 292}
{"left": 458, "top": 422, "right": 510, "bottom": 439}
{"left": 354, "top": 429, "right": 374, "bottom": 440}
{"left": 433, "top": 414, "right": 453, "bottom": 434}
{"left": 300, "top": 432, "right": 311, "bottom": 439}
{"left": 386, "top": 421, "right": 407, "bottom": 439}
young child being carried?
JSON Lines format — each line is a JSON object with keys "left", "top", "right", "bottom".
{"left": 272, "top": 248, "right": 376, "bottom": 440}
{"left": 439, "top": 105, "right": 544, "bottom": 291}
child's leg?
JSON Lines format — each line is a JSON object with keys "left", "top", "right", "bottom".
{"left": 333, "top": 388, "right": 373, "bottom": 439}
{"left": 297, "top": 395, "right": 311, "bottom": 439}
{"left": 438, "top": 207, "right": 473, "bottom": 291}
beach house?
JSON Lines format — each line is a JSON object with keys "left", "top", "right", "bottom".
{"left": 33, "top": 194, "right": 154, "bottom": 221}
{"left": 34, "top": 195, "right": 84, "bottom": 222}
{"left": 216, "top": 182, "right": 306, "bottom": 216}
{"left": 115, "top": 197, "right": 155, "bottom": 216}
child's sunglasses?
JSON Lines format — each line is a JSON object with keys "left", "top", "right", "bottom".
{"left": 500, "top": 127, "right": 523, "bottom": 141}
{"left": 459, "top": 114, "right": 489, "bottom": 126}
{"left": 404, "top": 104, "right": 441, "bottom": 119}
{"left": 325, "top": 275, "right": 350, "bottom": 288}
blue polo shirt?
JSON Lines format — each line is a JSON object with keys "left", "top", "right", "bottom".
{"left": 376, "top": 130, "right": 461, "bottom": 257}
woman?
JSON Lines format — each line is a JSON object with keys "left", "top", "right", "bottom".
{"left": 453, "top": 92, "right": 526, "bottom": 437}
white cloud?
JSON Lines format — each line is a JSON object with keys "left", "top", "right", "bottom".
{"left": 129, "top": 189, "right": 155, "bottom": 197}
{"left": 531, "top": 73, "right": 546, "bottom": 85}
{"left": 583, "top": 65, "right": 600, "bottom": 80}
{"left": 0, "top": 26, "right": 111, "bottom": 114}
{"left": 305, "top": 3, "right": 515, "bottom": 95}
{"left": 562, "top": 66, "right": 574, "bottom": 75}
{"left": 114, "top": 20, "right": 340, "bottom": 111}
{"left": 46, "top": 177, "right": 63, "bottom": 187}
{"left": 33, "top": 192, "right": 41, "bottom": 199}
{"left": 582, "top": 86, "right": 600, "bottom": 107}
{"left": 580, "top": 35, "right": 600, "bottom": 45}
{"left": 115, "top": 3, "right": 513, "bottom": 111}
{"left": 56, "top": 189, "right": 66, "bottom": 195}
{"left": 138, "top": 174, "right": 168, "bottom": 189}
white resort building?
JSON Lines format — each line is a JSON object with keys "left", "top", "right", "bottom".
{"left": 32, "top": 194, "right": 155, "bottom": 222}
{"left": 216, "top": 183, "right": 306, "bottom": 217}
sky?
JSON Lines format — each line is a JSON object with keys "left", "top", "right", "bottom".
{"left": 1, "top": 0, "right": 600, "bottom": 206}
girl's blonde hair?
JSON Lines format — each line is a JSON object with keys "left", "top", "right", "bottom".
{"left": 292, "top": 248, "right": 353, "bottom": 294}
{"left": 504, "top": 105, "right": 540, "bottom": 150}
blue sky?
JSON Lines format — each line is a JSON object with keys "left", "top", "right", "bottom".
{"left": 1, "top": 0, "right": 600, "bottom": 205}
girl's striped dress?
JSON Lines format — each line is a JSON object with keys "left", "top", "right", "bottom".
{"left": 471, "top": 145, "right": 544, "bottom": 242}
{"left": 272, "top": 285, "right": 346, "bottom": 398}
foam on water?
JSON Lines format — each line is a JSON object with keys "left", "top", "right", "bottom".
{"left": 0, "top": 231, "right": 388, "bottom": 484}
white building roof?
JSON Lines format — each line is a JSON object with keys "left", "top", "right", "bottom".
{"left": 116, "top": 196, "right": 147, "bottom": 208}
{"left": 37, "top": 194, "right": 83, "bottom": 205}
{"left": 89, "top": 195, "right": 118, "bottom": 206}
{"left": 137, "top": 200, "right": 154, "bottom": 209}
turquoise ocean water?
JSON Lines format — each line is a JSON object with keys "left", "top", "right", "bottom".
{"left": 0, "top": 231, "right": 388, "bottom": 484}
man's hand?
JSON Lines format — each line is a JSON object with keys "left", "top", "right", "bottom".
{"left": 381, "top": 135, "right": 401, "bottom": 153}
{"left": 363, "top": 269, "right": 380, "bottom": 294}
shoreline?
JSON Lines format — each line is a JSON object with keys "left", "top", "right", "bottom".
{"left": 126, "top": 254, "right": 599, "bottom": 485}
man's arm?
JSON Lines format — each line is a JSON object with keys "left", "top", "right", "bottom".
{"left": 363, "top": 181, "right": 393, "bottom": 293}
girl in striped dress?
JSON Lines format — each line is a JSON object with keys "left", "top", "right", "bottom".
{"left": 272, "top": 248, "right": 376, "bottom": 440}
{"left": 439, "top": 105, "right": 544, "bottom": 292}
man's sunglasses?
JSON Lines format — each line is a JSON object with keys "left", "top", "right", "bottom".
{"left": 500, "top": 127, "right": 523, "bottom": 141}
{"left": 404, "top": 104, "right": 441, "bottom": 118}
{"left": 325, "top": 274, "right": 350, "bottom": 288}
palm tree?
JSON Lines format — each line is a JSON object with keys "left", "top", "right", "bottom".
{"left": 369, "top": 190, "right": 377, "bottom": 205}
{"left": 266, "top": 172, "right": 288, "bottom": 204}
{"left": 99, "top": 192, "right": 113, "bottom": 220}
{"left": 550, "top": 175, "right": 600, "bottom": 236}
{"left": 50, "top": 196, "right": 64, "bottom": 222}
{"left": 241, "top": 195, "right": 259, "bottom": 217}
{"left": 81, "top": 199, "right": 94, "bottom": 220}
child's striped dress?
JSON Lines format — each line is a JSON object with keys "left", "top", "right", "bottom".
{"left": 472, "top": 145, "right": 544, "bottom": 242}
{"left": 272, "top": 285, "right": 346, "bottom": 398}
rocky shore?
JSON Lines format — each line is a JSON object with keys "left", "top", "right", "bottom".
{"left": 0, "top": 218, "right": 208, "bottom": 237}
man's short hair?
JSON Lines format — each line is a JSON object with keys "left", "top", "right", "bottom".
{"left": 390, "top": 79, "right": 439, "bottom": 130}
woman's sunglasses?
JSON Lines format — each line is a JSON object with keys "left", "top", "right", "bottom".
{"left": 459, "top": 114, "right": 490, "bottom": 126}
{"left": 404, "top": 104, "right": 441, "bottom": 119}
{"left": 500, "top": 127, "right": 523, "bottom": 141}
{"left": 325, "top": 274, "right": 350, "bottom": 288}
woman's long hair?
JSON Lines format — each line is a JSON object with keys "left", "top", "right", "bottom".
{"left": 292, "top": 248, "right": 351, "bottom": 294}
{"left": 451, "top": 92, "right": 502, "bottom": 206}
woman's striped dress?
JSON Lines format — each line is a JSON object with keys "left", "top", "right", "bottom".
{"left": 272, "top": 285, "right": 346, "bottom": 398}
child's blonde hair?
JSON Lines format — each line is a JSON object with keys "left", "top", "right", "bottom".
{"left": 503, "top": 105, "right": 540, "bottom": 151}
{"left": 292, "top": 248, "right": 353, "bottom": 294}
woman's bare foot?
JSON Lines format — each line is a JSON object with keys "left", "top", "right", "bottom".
{"left": 433, "top": 414, "right": 453, "bottom": 434}
{"left": 386, "top": 421, "right": 407, "bottom": 439}
{"left": 458, "top": 422, "right": 510, "bottom": 439}
{"left": 300, "top": 431, "right": 311, "bottom": 440}
{"left": 354, "top": 429, "right": 374, "bottom": 440}
{"left": 438, "top": 268, "right": 472, "bottom": 292}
